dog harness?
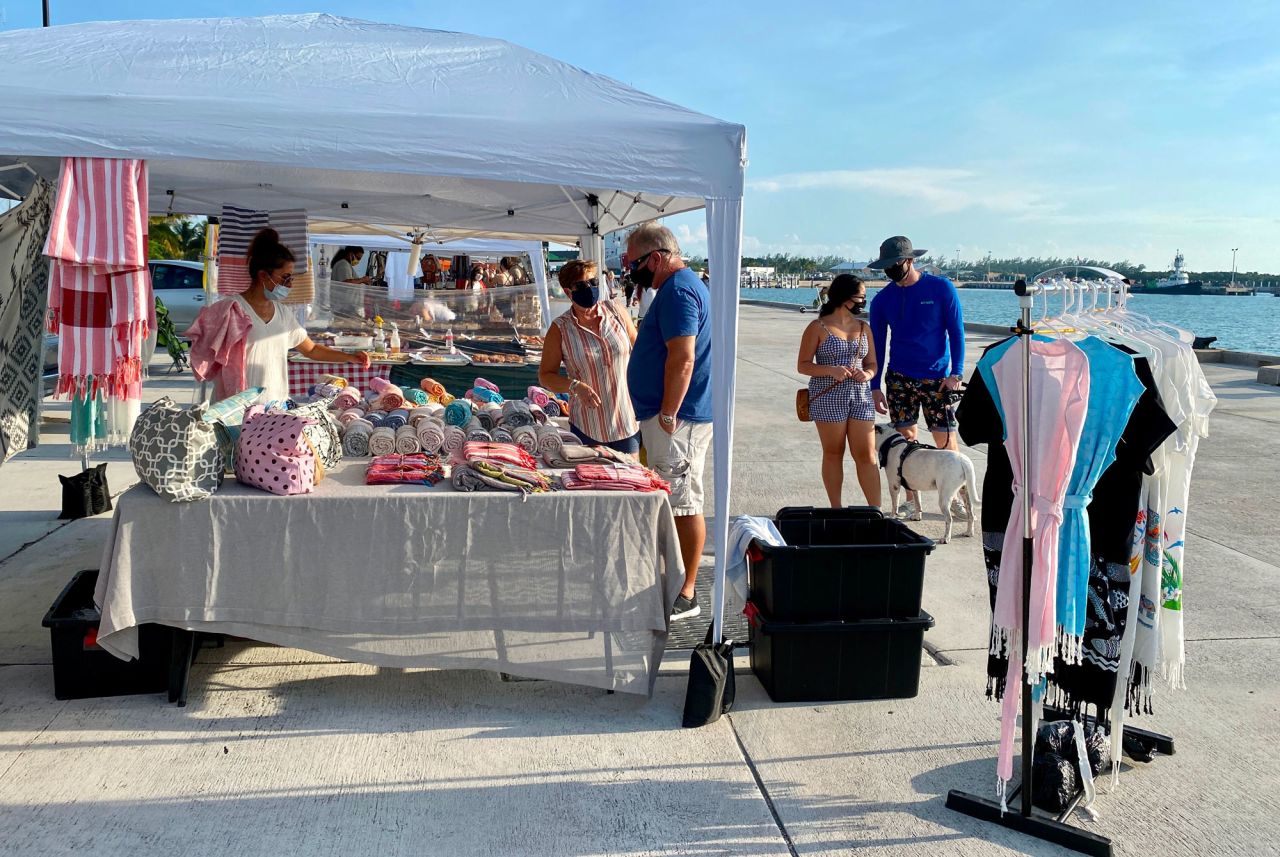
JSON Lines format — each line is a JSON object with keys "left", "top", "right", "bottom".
{"left": 878, "top": 434, "right": 935, "bottom": 493}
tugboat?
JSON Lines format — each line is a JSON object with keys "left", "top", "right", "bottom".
{"left": 1130, "top": 251, "right": 1203, "bottom": 295}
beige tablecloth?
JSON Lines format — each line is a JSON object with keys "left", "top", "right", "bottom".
{"left": 95, "top": 461, "right": 684, "bottom": 695}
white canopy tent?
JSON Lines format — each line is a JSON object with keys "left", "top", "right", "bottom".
{"left": 0, "top": 13, "right": 746, "bottom": 644}
{"left": 309, "top": 232, "right": 556, "bottom": 333}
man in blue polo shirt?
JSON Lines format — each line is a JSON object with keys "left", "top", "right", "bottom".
{"left": 626, "top": 223, "right": 712, "bottom": 620}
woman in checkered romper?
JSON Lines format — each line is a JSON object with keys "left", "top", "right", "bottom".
{"left": 796, "top": 274, "right": 881, "bottom": 508}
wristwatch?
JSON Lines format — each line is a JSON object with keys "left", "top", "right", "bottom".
{"left": 659, "top": 413, "right": 676, "bottom": 427}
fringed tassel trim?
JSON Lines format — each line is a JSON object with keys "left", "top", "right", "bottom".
{"left": 1161, "top": 660, "right": 1186, "bottom": 691}
{"left": 990, "top": 623, "right": 1012, "bottom": 658}
{"left": 1055, "top": 627, "right": 1085, "bottom": 666}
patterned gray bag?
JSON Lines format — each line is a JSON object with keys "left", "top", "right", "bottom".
{"left": 129, "top": 397, "right": 232, "bottom": 502}
{"left": 287, "top": 397, "right": 343, "bottom": 470}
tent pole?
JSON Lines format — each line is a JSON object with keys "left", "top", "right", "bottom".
{"left": 43, "top": 2, "right": 51, "bottom": 27}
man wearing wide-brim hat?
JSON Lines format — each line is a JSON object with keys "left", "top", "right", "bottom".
{"left": 866, "top": 235, "right": 966, "bottom": 459}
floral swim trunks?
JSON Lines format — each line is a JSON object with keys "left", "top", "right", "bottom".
{"left": 886, "top": 370, "right": 958, "bottom": 433}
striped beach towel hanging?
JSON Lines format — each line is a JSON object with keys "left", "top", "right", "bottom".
{"left": 44, "top": 157, "right": 152, "bottom": 399}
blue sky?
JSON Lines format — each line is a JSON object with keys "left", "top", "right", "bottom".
{"left": 5, "top": 0, "right": 1278, "bottom": 272}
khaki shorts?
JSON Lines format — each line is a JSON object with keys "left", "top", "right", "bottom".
{"left": 639, "top": 417, "right": 712, "bottom": 516}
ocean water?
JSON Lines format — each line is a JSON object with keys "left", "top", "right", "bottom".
{"left": 742, "top": 287, "right": 1280, "bottom": 354}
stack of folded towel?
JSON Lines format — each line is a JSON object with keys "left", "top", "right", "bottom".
{"left": 559, "top": 464, "right": 671, "bottom": 494}
{"left": 365, "top": 453, "right": 445, "bottom": 486}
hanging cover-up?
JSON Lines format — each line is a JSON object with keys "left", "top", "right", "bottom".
{"left": 0, "top": 177, "right": 54, "bottom": 463}
{"left": 987, "top": 337, "right": 1089, "bottom": 788}
{"left": 44, "top": 158, "right": 153, "bottom": 399}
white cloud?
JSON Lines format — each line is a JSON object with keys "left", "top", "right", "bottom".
{"left": 747, "top": 168, "right": 1058, "bottom": 216}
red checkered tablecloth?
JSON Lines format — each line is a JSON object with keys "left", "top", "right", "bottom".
{"left": 287, "top": 361, "right": 392, "bottom": 398}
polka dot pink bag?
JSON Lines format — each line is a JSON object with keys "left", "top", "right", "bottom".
{"left": 234, "top": 409, "right": 318, "bottom": 496}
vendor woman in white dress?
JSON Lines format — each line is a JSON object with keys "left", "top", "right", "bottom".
{"left": 233, "top": 229, "right": 370, "bottom": 402}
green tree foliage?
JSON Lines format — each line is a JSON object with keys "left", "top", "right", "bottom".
{"left": 148, "top": 216, "right": 207, "bottom": 261}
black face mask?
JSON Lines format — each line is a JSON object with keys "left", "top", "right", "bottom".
{"left": 571, "top": 284, "right": 600, "bottom": 309}
{"left": 849, "top": 299, "right": 866, "bottom": 315}
{"left": 630, "top": 263, "right": 655, "bottom": 291}
{"left": 883, "top": 262, "right": 908, "bottom": 283}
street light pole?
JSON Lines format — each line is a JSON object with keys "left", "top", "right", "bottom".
{"left": 43, "top": 1, "right": 50, "bottom": 27}
{"left": 1231, "top": 248, "right": 1238, "bottom": 289}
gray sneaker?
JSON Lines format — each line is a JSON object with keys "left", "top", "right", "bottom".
{"left": 950, "top": 496, "right": 969, "bottom": 518}
{"left": 897, "top": 498, "right": 922, "bottom": 521}
{"left": 670, "top": 594, "right": 701, "bottom": 621}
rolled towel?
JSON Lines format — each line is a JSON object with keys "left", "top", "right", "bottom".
{"left": 416, "top": 417, "right": 447, "bottom": 455}
{"left": 420, "top": 377, "right": 446, "bottom": 398}
{"left": 376, "top": 385, "right": 407, "bottom": 411}
{"left": 500, "top": 400, "right": 535, "bottom": 429}
{"left": 438, "top": 392, "right": 456, "bottom": 406}
{"left": 318, "top": 374, "right": 349, "bottom": 389}
{"left": 408, "top": 407, "right": 435, "bottom": 427}
{"left": 512, "top": 424, "right": 538, "bottom": 455}
{"left": 423, "top": 402, "right": 445, "bottom": 418}
{"left": 395, "top": 424, "right": 421, "bottom": 454}
{"left": 526, "top": 386, "right": 551, "bottom": 408}
{"left": 337, "top": 408, "right": 366, "bottom": 427}
{"left": 536, "top": 423, "right": 565, "bottom": 459}
{"left": 467, "top": 386, "right": 504, "bottom": 405}
{"left": 443, "top": 424, "right": 467, "bottom": 455}
{"left": 474, "top": 377, "right": 501, "bottom": 394}
{"left": 443, "top": 400, "right": 472, "bottom": 427}
{"left": 343, "top": 421, "right": 373, "bottom": 457}
{"left": 333, "top": 387, "right": 362, "bottom": 411}
{"left": 542, "top": 398, "right": 562, "bottom": 418}
{"left": 406, "top": 389, "right": 429, "bottom": 406}
{"left": 465, "top": 418, "right": 492, "bottom": 443}
{"left": 477, "top": 402, "right": 503, "bottom": 431}
{"left": 366, "top": 410, "right": 388, "bottom": 428}
{"left": 369, "top": 426, "right": 397, "bottom": 457}
{"left": 385, "top": 409, "right": 410, "bottom": 431}
{"left": 370, "top": 377, "right": 394, "bottom": 395}
{"left": 451, "top": 464, "right": 485, "bottom": 492}
{"left": 492, "top": 426, "right": 514, "bottom": 445}
{"left": 527, "top": 403, "right": 548, "bottom": 425}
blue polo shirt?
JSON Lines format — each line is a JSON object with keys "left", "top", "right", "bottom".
{"left": 628, "top": 268, "right": 712, "bottom": 422}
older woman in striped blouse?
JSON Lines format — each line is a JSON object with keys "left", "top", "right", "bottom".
{"left": 537, "top": 260, "right": 641, "bottom": 453}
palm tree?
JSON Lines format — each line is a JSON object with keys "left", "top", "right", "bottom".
{"left": 148, "top": 216, "right": 207, "bottom": 261}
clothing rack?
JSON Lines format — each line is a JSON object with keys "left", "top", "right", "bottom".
{"left": 945, "top": 277, "right": 1174, "bottom": 857}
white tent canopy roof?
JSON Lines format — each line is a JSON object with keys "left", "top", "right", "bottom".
{"left": 0, "top": 13, "right": 745, "bottom": 241}
{"left": 0, "top": 13, "right": 748, "bottom": 646}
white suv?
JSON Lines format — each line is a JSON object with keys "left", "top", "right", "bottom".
{"left": 149, "top": 259, "right": 207, "bottom": 329}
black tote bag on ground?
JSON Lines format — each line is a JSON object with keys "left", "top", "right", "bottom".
{"left": 681, "top": 623, "right": 736, "bottom": 728}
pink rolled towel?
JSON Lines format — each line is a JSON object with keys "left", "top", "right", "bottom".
{"left": 474, "top": 377, "right": 501, "bottom": 394}
{"left": 370, "top": 377, "right": 395, "bottom": 395}
{"left": 526, "top": 386, "right": 551, "bottom": 408}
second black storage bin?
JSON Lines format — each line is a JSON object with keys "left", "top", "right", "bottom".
{"left": 749, "top": 607, "right": 934, "bottom": 702}
{"left": 750, "top": 506, "right": 935, "bottom": 622}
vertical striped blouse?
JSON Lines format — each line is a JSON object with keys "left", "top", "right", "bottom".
{"left": 552, "top": 300, "right": 639, "bottom": 443}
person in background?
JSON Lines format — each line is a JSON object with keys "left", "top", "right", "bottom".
{"left": 228, "top": 229, "right": 370, "bottom": 403}
{"left": 537, "top": 260, "right": 640, "bottom": 453}
{"left": 866, "top": 235, "right": 966, "bottom": 514}
{"left": 626, "top": 223, "right": 712, "bottom": 620}
{"left": 419, "top": 253, "right": 441, "bottom": 287}
{"left": 331, "top": 246, "right": 371, "bottom": 284}
{"left": 623, "top": 271, "right": 635, "bottom": 308}
{"left": 700, "top": 270, "right": 710, "bottom": 286}
{"left": 795, "top": 274, "right": 879, "bottom": 508}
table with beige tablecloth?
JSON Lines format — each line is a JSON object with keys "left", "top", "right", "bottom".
{"left": 94, "top": 461, "right": 685, "bottom": 695}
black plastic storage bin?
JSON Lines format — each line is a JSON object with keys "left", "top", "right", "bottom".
{"left": 42, "top": 570, "right": 171, "bottom": 700}
{"left": 749, "top": 606, "right": 934, "bottom": 702}
{"left": 750, "top": 506, "right": 935, "bottom": 622}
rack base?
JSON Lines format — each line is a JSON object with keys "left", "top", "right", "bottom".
{"left": 945, "top": 789, "right": 1112, "bottom": 857}
{"left": 1042, "top": 704, "right": 1176, "bottom": 757}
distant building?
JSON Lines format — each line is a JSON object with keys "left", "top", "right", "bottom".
{"left": 604, "top": 231, "right": 626, "bottom": 271}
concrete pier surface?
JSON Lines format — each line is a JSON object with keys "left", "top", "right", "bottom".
{"left": 1, "top": 305, "right": 1276, "bottom": 856}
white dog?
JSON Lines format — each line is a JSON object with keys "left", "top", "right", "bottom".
{"left": 873, "top": 424, "right": 980, "bottom": 544}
